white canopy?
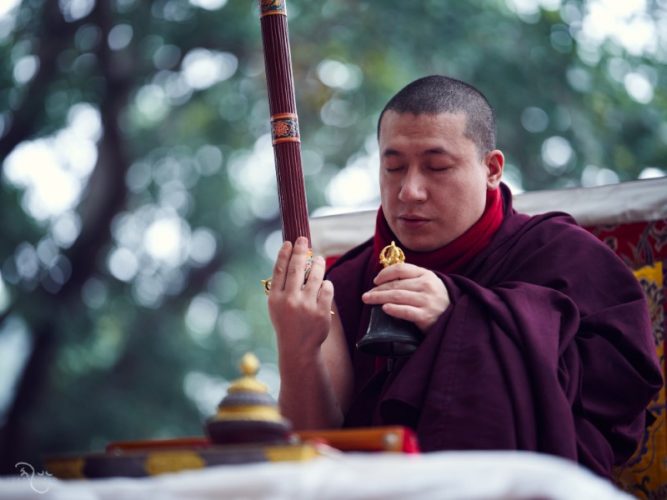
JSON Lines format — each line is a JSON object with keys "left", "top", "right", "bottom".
{"left": 311, "top": 177, "right": 667, "bottom": 257}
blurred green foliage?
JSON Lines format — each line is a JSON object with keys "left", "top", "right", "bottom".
{"left": 0, "top": 0, "right": 665, "bottom": 472}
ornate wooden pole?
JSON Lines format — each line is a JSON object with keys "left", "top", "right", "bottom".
{"left": 258, "top": 0, "right": 310, "bottom": 245}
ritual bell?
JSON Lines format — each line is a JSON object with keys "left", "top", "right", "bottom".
{"left": 356, "top": 242, "right": 423, "bottom": 357}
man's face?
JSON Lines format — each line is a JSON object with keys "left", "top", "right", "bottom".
{"left": 379, "top": 111, "right": 503, "bottom": 252}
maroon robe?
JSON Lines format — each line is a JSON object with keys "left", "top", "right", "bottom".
{"left": 326, "top": 184, "right": 662, "bottom": 478}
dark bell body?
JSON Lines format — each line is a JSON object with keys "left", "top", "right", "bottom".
{"left": 357, "top": 305, "right": 423, "bottom": 357}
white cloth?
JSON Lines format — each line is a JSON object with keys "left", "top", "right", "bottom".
{"left": 0, "top": 451, "right": 631, "bottom": 500}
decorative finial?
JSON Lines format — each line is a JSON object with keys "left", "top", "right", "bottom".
{"left": 379, "top": 241, "right": 405, "bottom": 268}
{"left": 206, "top": 352, "right": 292, "bottom": 445}
{"left": 240, "top": 353, "right": 260, "bottom": 377}
{"left": 228, "top": 352, "right": 267, "bottom": 394}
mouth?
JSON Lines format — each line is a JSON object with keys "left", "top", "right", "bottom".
{"left": 397, "top": 215, "right": 430, "bottom": 228}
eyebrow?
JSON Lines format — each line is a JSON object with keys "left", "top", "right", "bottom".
{"left": 382, "top": 148, "right": 402, "bottom": 158}
{"left": 382, "top": 147, "right": 454, "bottom": 158}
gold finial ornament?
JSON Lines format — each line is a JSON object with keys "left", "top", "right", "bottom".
{"left": 206, "top": 352, "right": 292, "bottom": 444}
{"left": 227, "top": 353, "right": 267, "bottom": 394}
{"left": 379, "top": 241, "right": 405, "bottom": 268}
{"left": 240, "top": 352, "right": 260, "bottom": 376}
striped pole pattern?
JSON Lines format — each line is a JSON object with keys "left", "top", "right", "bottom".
{"left": 258, "top": 0, "right": 311, "bottom": 245}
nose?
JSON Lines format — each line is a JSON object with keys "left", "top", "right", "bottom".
{"left": 398, "top": 168, "right": 427, "bottom": 202}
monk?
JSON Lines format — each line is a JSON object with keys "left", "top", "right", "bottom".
{"left": 267, "top": 75, "right": 662, "bottom": 478}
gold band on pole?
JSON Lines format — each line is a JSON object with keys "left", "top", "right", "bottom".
{"left": 270, "top": 113, "right": 300, "bottom": 144}
{"left": 260, "top": 0, "right": 286, "bottom": 17}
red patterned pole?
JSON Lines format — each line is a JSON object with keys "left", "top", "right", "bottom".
{"left": 258, "top": 0, "right": 311, "bottom": 245}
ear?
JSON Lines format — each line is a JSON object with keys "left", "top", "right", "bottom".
{"left": 484, "top": 149, "right": 504, "bottom": 189}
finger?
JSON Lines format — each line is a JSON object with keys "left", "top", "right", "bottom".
{"left": 366, "top": 277, "right": 423, "bottom": 294}
{"left": 272, "top": 240, "right": 293, "bottom": 291}
{"left": 284, "top": 236, "right": 310, "bottom": 292}
{"left": 374, "top": 263, "right": 423, "bottom": 285}
{"left": 382, "top": 303, "right": 423, "bottom": 324}
{"left": 362, "top": 289, "right": 424, "bottom": 307}
{"left": 317, "top": 279, "right": 334, "bottom": 309}
{"left": 303, "top": 255, "right": 325, "bottom": 294}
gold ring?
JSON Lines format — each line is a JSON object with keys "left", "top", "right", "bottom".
{"left": 261, "top": 278, "right": 272, "bottom": 295}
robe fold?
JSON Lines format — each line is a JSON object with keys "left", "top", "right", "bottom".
{"left": 326, "top": 185, "right": 662, "bottom": 478}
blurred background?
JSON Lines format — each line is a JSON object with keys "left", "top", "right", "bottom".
{"left": 0, "top": 0, "right": 666, "bottom": 473}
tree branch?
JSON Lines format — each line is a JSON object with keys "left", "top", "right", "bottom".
{"left": 0, "top": 2, "right": 92, "bottom": 165}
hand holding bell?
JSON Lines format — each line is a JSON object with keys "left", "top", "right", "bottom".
{"left": 356, "top": 241, "right": 423, "bottom": 357}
